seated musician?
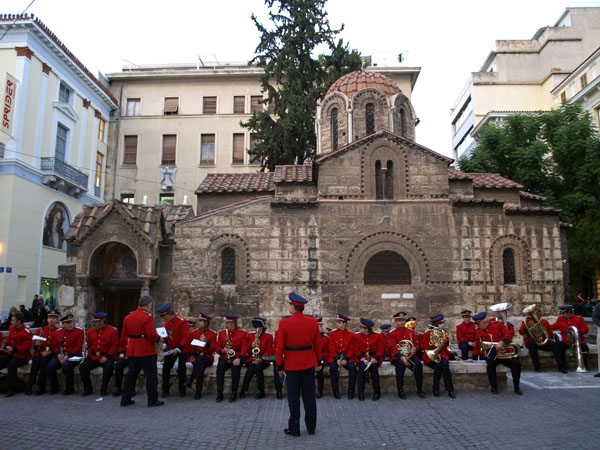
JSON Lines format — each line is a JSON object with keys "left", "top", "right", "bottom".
{"left": 519, "top": 306, "right": 565, "bottom": 373}
{"left": 472, "top": 312, "right": 522, "bottom": 395}
{"left": 28, "top": 310, "right": 60, "bottom": 396}
{"left": 240, "top": 317, "right": 274, "bottom": 400}
{"left": 420, "top": 314, "right": 456, "bottom": 399}
{"left": 0, "top": 312, "right": 32, "bottom": 397}
{"left": 379, "top": 324, "right": 392, "bottom": 362}
{"left": 315, "top": 317, "right": 329, "bottom": 398}
{"left": 157, "top": 303, "right": 190, "bottom": 398}
{"left": 355, "top": 318, "right": 383, "bottom": 401}
{"left": 46, "top": 314, "right": 84, "bottom": 395}
{"left": 550, "top": 305, "right": 589, "bottom": 371}
{"left": 327, "top": 313, "right": 357, "bottom": 399}
{"left": 456, "top": 310, "right": 476, "bottom": 361}
{"left": 390, "top": 312, "right": 424, "bottom": 399}
{"left": 215, "top": 315, "right": 248, "bottom": 403}
{"left": 185, "top": 313, "right": 217, "bottom": 399}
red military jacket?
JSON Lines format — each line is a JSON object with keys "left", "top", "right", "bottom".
{"left": 4, "top": 325, "right": 33, "bottom": 361}
{"left": 164, "top": 315, "right": 190, "bottom": 351}
{"left": 519, "top": 318, "right": 552, "bottom": 346}
{"left": 490, "top": 318, "right": 515, "bottom": 339}
{"left": 419, "top": 329, "right": 450, "bottom": 364}
{"left": 354, "top": 331, "right": 384, "bottom": 364}
{"left": 216, "top": 328, "right": 248, "bottom": 362}
{"left": 276, "top": 312, "right": 321, "bottom": 371}
{"left": 187, "top": 328, "right": 218, "bottom": 362}
{"left": 389, "top": 327, "right": 420, "bottom": 362}
{"left": 456, "top": 321, "right": 477, "bottom": 343}
{"left": 473, "top": 322, "right": 511, "bottom": 357}
{"left": 122, "top": 308, "right": 159, "bottom": 357}
{"left": 51, "top": 327, "right": 84, "bottom": 357}
{"left": 318, "top": 333, "right": 329, "bottom": 365}
{"left": 87, "top": 325, "right": 119, "bottom": 360}
{"left": 244, "top": 331, "right": 275, "bottom": 363}
{"left": 33, "top": 325, "right": 60, "bottom": 355}
{"left": 327, "top": 329, "right": 356, "bottom": 364}
{"left": 550, "top": 315, "right": 588, "bottom": 345}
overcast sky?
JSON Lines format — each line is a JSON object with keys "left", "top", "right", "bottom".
{"left": 3, "top": 0, "right": 597, "bottom": 157}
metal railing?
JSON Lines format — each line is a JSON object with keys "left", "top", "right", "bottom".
{"left": 40, "top": 157, "right": 88, "bottom": 188}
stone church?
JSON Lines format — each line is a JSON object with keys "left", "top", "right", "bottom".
{"left": 60, "top": 71, "right": 568, "bottom": 330}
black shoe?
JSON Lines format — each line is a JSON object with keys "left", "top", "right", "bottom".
{"left": 534, "top": 367, "right": 542, "bottom": 373}
{"left": 417, "top": 390, "right": 425, "bottom": 398}
{"left": 308, "top": 431, "right": 315, "bottom": 435}
{"left": 372, "top": 392, "right": 380, "bottom": 401}
{"left": 24, "top": 385, "right": 32, "bottom": 395}
{"left": 347, "top": 392, "right": 354, "bottom": 400}
{"left": 239, "top": 391, "right": 246, "bottom": 399}
{"left": 216, "top": 393, "right": 223, "bottom": 403}
{"left": 148, "top": 400, "right": 165, "bottom": 407}
{"left": 561, "top": 367, "right": 568, "bottom": 374}
{"left": 49, "top": 389, "right": 58, "bottom": 395}
{"left": 333, "top": 392, "right": 340, "bottom": 399}
{"left": 113, "top": 389, "right": 122, "bottom": 397}
{"left": 4, "top": 391, "right": 14, "bottom": 398}
{"left": 448, "top": 391, "right": 456, "bottom": 399}
{"left": 284, "top": 428, "right": 300, "bottom": 437}
{"left": 433, "top": 390, "right": 440, "bottom": 397}
{"left": 255, "top": 391, "right": 265, "bottom": 399}
{"left": 229, "top": 393, "right": 237, "bottom": 403}
{"left": 34, "top": 390, "right": 46, "bottom": 396}
{"left": 81, "top": 389, "right": 92, "bottom": 397}
{"left": 120, "top": 399, "right": 135, "bottom": 407}
{"left": 398, "top": 390, "right": 407, "bottom": 399}
{"left": 100, "top": 389, "right": 108, "bottom": 397}
{"left": 276, "top": 391, "right": 283, "bottom": 400}
{"left": 491, "top": 388, "right": 499, "bottom": 394}
{"left": 514, "top": 388, "right": 523, "bottom": 395}
{"left": 194, "top": 392, "right": 202, "bottom": 400}
{"left": 594, "top": 373, "right": 600, "bottom": 378}
{"left": 63, "top": 390, "right": 74, "bottom": 396}
{"left": 358, "top": 394, "right": 365, "bottom": 401}
{"left": 24, "top": 390, "right": 32, "bottom": 396}
{"left": 316, "top": 391, "right": 322, "bottom": 399}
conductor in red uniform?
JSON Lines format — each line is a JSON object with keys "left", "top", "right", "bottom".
{"left": 120, "top": 295, "right": 163, "bottom": 407}
{"left": 276, "top": 292, "right": 322, "bottom": 437}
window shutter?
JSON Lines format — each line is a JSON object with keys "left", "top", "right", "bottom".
{"left": 233, "top": 96, "right": 245, "bottom": 114}
{"left": 250, "top": 95, "right": 262, "bottom": 112}
{"left": 162, "top": 135, "right": 176, "bottom": 165}
{"left": 123, "top": 136, "right": 138, "bottom": 165}
{"left": 164, "top": 97, "right": 179, "bottom": 114}
{"left": 232, "top": 133, "right": 244, "bottom": 164}
{"left": 203, "top": 97, "right": 217, "bottom": 114}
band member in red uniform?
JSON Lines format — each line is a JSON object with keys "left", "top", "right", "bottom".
{"left": 391, "top": 312, "right": 424, "bottom": 399}
{"left": 215, "top": 314, "right": 248, "bottom": 403}
{"left": 120, "top": 295, "right": 162, "bottom": 407}
{"left": 550, "top": 305, "right": 589, "bottom": 370}
{"left": 113, "top": 325, "right": 131, "bottom": 397}
{"left": 355, "top": 318, "right": 383, "bottom": 401}
{"left": 472, "top": 312, "right": 522, "bottom": 395}
{"left": 273, "top": 315, "right": 290, "bottom": 399}
{"left": 79, "top": 312, "right": 119, "bottom": 396}
{"left": 0, "top": 312, "right": 32, "bottom": 397}
{"left": 519, "top": 308, "right": 565, "bottom": 373}
{"left": 456, "top": 310, "right": 476, "bottom": 361}
{"left": 327, "top": 313, "right": 357, "bottom": 399}
{"left": 28, "top": 310, "right": 60, "bottom": 395}
{"left": 45, "top": 314, "right": 84, "bottom": 395}
{"left": 380, "top": 324, "right": 392, "bottom": 362}
{"left": 240, "top": 317, "right": 274, "bottom": 399}
{"left": 156, "top": 303, "right": 189, "bottom": 397}
{"left": 185, "top": 312, "right": 217, "bottom": 399}
{"left": 276, "top": 292, "right": 322, "bottom": 437}
{"left": 315, "top": 317, "right": 329, "bottom": 398}
{"left": 420, "top": 314, "right": 456, "bottom": 398}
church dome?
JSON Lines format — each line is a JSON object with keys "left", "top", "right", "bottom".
{"left": 327, "top": 70, "right": 401, "bottom": 99}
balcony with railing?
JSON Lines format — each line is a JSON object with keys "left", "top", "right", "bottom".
{"left": 40, "top": 157, "right": 88, "bottom": 198}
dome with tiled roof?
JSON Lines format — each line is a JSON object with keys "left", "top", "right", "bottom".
{"left": 326, "top": 71, "right": 401, "bottom": 99}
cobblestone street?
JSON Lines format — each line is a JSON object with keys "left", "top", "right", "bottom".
{"left": 2, "top": 372, "right": 599, "bottom": 450}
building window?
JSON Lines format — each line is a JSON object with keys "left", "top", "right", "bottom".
{"left": 159, "top": 193, "right": 174, "bottom": 205}
{"left": 233, "top": 96, "right": 245, "bottom": 114}
{"left": 203, "top": 96, "right": 217, "bottom": 114}
{"left": 249, "top": 134, "right": 261, "bottom": 165}
{"left": 580, "top": 73, "right": 588, "bottom": 89}
{"left": 123, "top": 135, "right": 138, "bottom": 165}
{"left": 98, "top": 118, "right": 105, "bottom": 141}
{"left": 162, "top": 134, "right": 176, "bottom": 165}
{"left": 366, "top": 103, "right": 375, "bottom": 135}
{"left": 120, "top": 193, "right": 134, "bottom": 204}
{"left": 232, "top": 133, "right": 245, "bottom": 165}
{"left": 385, "top": 160, "right": 394, "bottom": 199}
{"left": 364, "top": 251, "right": 411, "bottom": 285}
{"left": 250, "top": 95, "right": 262, "bottom": 113}
{"left": 126, "top": 98, "right": 140, "bottom": 116}
{"left": 94, "top": 152, "right": 103, "bottom": 197}
{"left": 58, "top": 82, "right": 71, "bottom": 104}
{"left": 503, "top": 248, "right": 516, "bottom": 284}
{"left": 164, "top": 97, "right": 179, "bottom": 115}
{"left": 55, "top": 123, "right": 68, "bottom": 162}
{"left": 399, "top": 108, "right": 407, "bottom": 137}
{"left": 375, "top": 160, "right": 383, "bottom": 200}
{"left": 200, "top": 134, "right": 215, "bottom": 165}
{"left": 221, "top": 247, "right": 236, "bottom": 284}
{"left": 330, "top": 107, "right": 339, "bottom": 150}
{"left": 560, "top": 92, "right": 566, "bottom": 103}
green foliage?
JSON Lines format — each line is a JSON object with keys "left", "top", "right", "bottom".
{"left": 459, "top": 103, "right": 600, "bottom": 276}
{"left": 242, "top": 0, "right": 362, "bottom": 171}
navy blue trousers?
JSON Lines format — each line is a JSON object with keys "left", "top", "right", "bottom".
{"left": 286, "top": 367, "right": 317, "bottom": 435}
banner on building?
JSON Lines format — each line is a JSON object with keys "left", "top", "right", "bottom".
{"left": 2, "top": 73, "right": 18, "bottom": 137}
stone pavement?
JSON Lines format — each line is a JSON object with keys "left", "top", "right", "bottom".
{"left": 2, "top": 371, "right": 599, "bottom": 450}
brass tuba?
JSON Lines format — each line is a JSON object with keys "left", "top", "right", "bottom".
{"left": 252, "top": 328, "right": 261, "bottom": 361}
{"left": 425, "top": 326, "right": 446, "bottom": 363}
{"left": 522, "top": 304, "right": 549, "bottom": 346}
{"left": 490, "top": 302, "right": 512, "bottom": 323}
{"left": 567, "top": 325, "right": 588, "bottom": 373}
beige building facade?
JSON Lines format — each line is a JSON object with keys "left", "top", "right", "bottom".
{"left": 0, "top": 15, "right": 116, "bottom": 314}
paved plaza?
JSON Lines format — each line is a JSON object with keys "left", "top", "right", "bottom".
{"left": 1, "top": 371, "right": 599, "bottom": 450}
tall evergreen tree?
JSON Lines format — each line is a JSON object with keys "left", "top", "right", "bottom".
{"left": 242, "top": 0, "right": 361, "bottom": 171}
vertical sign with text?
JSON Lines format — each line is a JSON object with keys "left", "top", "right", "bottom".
{"left": 2, "top": 73, "right": 18, "bottom": 137}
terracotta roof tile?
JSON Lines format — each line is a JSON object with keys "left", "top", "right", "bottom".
{"left": 448, "top": 168, "right": 523, "bottom": 189}
{"left": 519, "top": 191, "right": 547, "bottom": 201}
{"left": 327, "top": 71, "right": 401, "bottom": 99}
{"left": 195, "top": 173, "right": 274, "bottom": 194}
{"left": 273, "top": 165, "right": 313, "bottom": 184}
{"left": 505, "top": 206, "right": 560, "bottom": 214}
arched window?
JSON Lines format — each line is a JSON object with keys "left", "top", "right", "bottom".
{"left": 221, "top": 247, "right": 236, "bottom": 284}
{"left": 375, "top": 160, "right": 383, "bottom": 200}
{"left": 364, "top": 251, "right": 411, "bottom": 285}
{"left": 330, "top": 107, "right": 339, "bottom": 150}
{"left": 503, "top": 248, "right": 516, "bottom": 284}
{"left": 399, "top": 108, "right": 407, "bottom": 136}
{"left": 385, "top": 160, "right": 394, "bottom": 199}
{"left": 366, "top": 103, "right": 375, "bottom": 135}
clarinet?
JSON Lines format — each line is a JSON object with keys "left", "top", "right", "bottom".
{"left": 82, "top": 326, "right": 88, "bottom": 359}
